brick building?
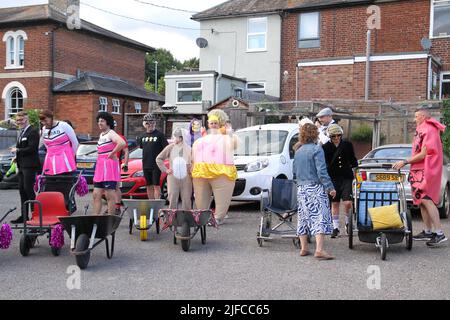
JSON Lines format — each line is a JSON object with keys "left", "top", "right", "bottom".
{"left": 280, "top": 0, "right": 450, "bottom": 102}
{"left": 0, "top": 1, "right": 164, "bottom": 137}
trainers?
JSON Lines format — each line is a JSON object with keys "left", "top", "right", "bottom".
{"left": 413, "top": 230, "right": 434, "bottom": 241}
{"left": 331, "top": 228, "right": 340, "bottom": 238}
{"left": 426, "top": 233, "right": 448, "bottom": 247}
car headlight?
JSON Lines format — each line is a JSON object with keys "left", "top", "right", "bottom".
{"left": 245, "top": 159, "right": 269, "bottom": 172}
{"left": 132, "top": 171, "right": 144, "bottom": 178}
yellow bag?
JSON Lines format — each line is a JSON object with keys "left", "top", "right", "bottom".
{"left": 368, "top": 204, "right": 404, "bottom": 230}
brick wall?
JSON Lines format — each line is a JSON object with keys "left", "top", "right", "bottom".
{"left": 0, "top": 77, "right": 51, "bottom": 119}
{"left": 54, "top": 93, "right": 150, "bottom": 137}
{"left": 54, "top": 28, "right": 146, "bottom": 87}
{"left": 280, "top": 0, "right": 443, "bottom": 101}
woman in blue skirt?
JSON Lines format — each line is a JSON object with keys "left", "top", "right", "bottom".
{"left": 294, "top": 123, "right": 336, "bottom": 260}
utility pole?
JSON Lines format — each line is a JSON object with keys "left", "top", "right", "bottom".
{"left": 154, "top": 61, "right": 158, "bottom": 92}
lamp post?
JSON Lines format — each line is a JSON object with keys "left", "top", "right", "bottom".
{"left": 154, "top": 61, "right": 158, "bottom": 92}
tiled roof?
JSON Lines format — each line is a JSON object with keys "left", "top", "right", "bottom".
{"left": 0, "top": 4, "right": 154, "bottom": 52}
{"left": 54, "top": 72, "right": 165, "bottom": 102}
{"left": 192, "top": 0, "right": 398, "bottom": 20}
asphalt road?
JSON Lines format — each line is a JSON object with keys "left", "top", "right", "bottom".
{"left": 0, "top": 189, "right": 449, "bottom": 300}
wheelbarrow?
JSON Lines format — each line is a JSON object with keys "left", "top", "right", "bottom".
{"left": 122, "top": 199, "right": 166, "bottom": 241}
{"left": 59, "top": 213, "right": 123, "bottom": 269}
{"left": 159, "top": 209, "right": 215, "bottom": 252}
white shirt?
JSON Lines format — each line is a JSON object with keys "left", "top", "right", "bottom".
{"left": 318, "top": 119, "right": 335, "bottom": 145}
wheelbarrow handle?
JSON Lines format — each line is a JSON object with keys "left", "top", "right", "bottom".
{"left": 0, "top": 207, "right": 17, "bottom": 223}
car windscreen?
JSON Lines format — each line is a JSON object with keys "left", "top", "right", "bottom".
{"left": 234, "top": 130, "right": 289, "bottom": 156}
{"left": 365, "top": 147, "right": 412, "bottom": 160}
{"left": 129, "top": 148, "right": 142, "bottom": 159}
{"left": 76, "top": 144, "right": 97, "bottom": 157}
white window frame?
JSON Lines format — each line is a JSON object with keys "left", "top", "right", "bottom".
{"left": 176, "top": 81, "right": 203, "bottom": 104}
{"left": 112, "top": 98, "right": 121, "bottom": 114}
{"left": 99, "top": 96, "right": 108, "bottom": 112}
{"left": 440, "top": 71, "right": 450, "bottom": 99}
{"left": 247, "top": 17, "right": 267, "bottom": 52}
{"left": 246, "top": 82, "right": 266, "bottom": 94}
{"left": 2, "top": 30, "right": 28, "bottom": 69}
{"left": 2, "top": 81, "right": 28, "bottom": 120}
{"left": 430, "top": 0, "right": 450, "bottom": 39}
{"left": 134, "top": 102, "right": 142, "bottom": 113}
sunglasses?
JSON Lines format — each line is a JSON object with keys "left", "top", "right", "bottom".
{"left": 330, "top": 134, "right": 342, "bottom": 138}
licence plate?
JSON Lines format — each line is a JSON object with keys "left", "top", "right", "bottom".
{"left": 373, "top": 173, "right": 403, "bottom": 182}
{"left": 77, "top": 162, "right": 94, "bottom": 169}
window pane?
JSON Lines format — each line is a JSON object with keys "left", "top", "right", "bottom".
{"left": 299, "top": 12, "right": 319, "bottom": 39}
{"left": 9, "top": 37, "right": 15, "bottom": 65}
{"left": 177, "top": 90, "right": 202, "bottom": 102}
{"left": 178, "top": 82, "right": 201, "bottom": 89}
{"left": 9, "top": 88, "right": 23, "bottom": 115}
{"left": 247, "top": 83, "right": 265, "bottom": 90}
{"left": 443, "top": 74, "right": 450, "bottom": 81}
{"left": 248, "top": 18, "right": 266, "bottom": 33}
{"left": 442, "top": 82, "right": 450, "bottom": 99}
{"left": 248, "top": 35, "right": 265, "bottom": 49}
{"left": 433, "top": 4, "right": 450, "bottom": 36}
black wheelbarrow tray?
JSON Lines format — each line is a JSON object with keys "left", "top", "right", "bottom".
{"left": 59, "top": 215, "right": 122, "bottom": 269}
{"left": 159, "top": 209, "right": 215, "bottom": 252}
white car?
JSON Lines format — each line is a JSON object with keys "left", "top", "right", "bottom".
{"left": 232, "top": 123, "right": 299, "bottom": 201}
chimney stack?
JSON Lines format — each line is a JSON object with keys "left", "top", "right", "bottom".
{"left": 48, "top": 0, "right": 80, "bottom": 15}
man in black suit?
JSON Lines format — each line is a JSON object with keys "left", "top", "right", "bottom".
{"left": 10, "top": 111, "right": 41, "bottom": 224}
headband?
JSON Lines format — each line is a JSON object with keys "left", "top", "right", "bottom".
{"left": 208, "top": 115, "right": 219, "bottom": 122}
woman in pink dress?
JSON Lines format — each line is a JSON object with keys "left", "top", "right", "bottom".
{"left": 93, "top": 112, "right": 126, "bottom": 215}
{"left": 39, "top": 109, "right": 79, "bottom": 176}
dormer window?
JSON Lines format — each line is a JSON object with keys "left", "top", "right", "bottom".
{"left": 2, "top": 30, "right": 28, "bottom": 69}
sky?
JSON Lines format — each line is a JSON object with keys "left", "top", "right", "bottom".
{"left": 0, "top": 0, "right": 228, "bottom": 61}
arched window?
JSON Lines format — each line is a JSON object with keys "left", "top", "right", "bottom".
{"left": 8, "top": 88, "right": 23, "bottom": 117}
{"left": 18, "top": 36, "right": 24, "bottom": 66}
{"left": 8, "top": 36, "right": 15, "bottom": 66}
{"left": 3, "top": 30, "right": 27, "bottom": 68}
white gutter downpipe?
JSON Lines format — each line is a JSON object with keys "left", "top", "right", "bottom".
{"left": 365, "top": 30, "right": 371, "bottom": 101}
{"left": 215, "top": 55, "right": 222, "bottom": 104}
{"left": 427, "top": 56, "right": 432, "bottom": 100}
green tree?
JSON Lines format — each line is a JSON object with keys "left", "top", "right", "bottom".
{"left": 181, "top": 57, "right": 199, "bottom": 71}
{"left": 145, "top": 48, "right": 181, "bottom": 89}
{"left": 441, "top": 100, "right": 450, "bottom": 157}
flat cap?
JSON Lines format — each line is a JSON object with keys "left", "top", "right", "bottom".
{"left": 316, "top": 107, "right": 333, "bottom": 118}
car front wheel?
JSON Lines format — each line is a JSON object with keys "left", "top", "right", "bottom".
{"left": 438, "top": 185, "right": 450, "bottom": 219}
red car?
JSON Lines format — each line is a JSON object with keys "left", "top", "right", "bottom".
{"left": 120, "top": 148, "right": 169, "bottom": 200}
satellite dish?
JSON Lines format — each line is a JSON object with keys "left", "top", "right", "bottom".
{"left": 421, "top": 38, "right": 432, "bottom": 51}
{"left": 196, "top": 37, "right": 208, "bottom": 48}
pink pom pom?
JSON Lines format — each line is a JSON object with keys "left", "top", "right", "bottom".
{"left": 50, "top": 224, "right": 64, "bottom": 249}
{"left": 0, "top": 224, "right": 13, "bottom": 249}
{"left": 76, "top": 176, "right": 89, "bottom": 197}
{"left": 33, "top": 175, "right": 45, "bottom": 193}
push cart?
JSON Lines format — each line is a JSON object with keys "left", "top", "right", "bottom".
{"left": 59, "top": 213, "right": 123, "bottom": 269}
{"left": 122, "top": 199, "right": 166, "bottom": 241}
{"left": 160, "top": 209, "right": 214, "bottom": 252}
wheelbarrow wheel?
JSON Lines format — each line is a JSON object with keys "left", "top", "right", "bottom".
{"left": 140, "top": 215, "right": 148, "bottom": 241}
{"left": 51, "top": 246, "right": 61, "bottom": 256}
{"left": 75, "top": 234, "right": 90, "bottom": 270}
{"left": 201, "top": 225, "right": 206, "bottom": 245}
{"left": 155, "top": 217, "right": 160, "bottom": 235}
{"left": 405, "top": 211, "right": 413, "bottom": 251}
{"left": 180, "top": 221, "right": 190, "bottom": 252}
{"left": 129, "top": 218, "right": 133, "bottom": 235}
{"left": 380, "top": 233, "right": 387, "bottom": 261}
{"left": 348, "top": 210, "right": 354, "bottom": 249}
{"left": 19, "top": 234, "right": 31, "bottom": 257}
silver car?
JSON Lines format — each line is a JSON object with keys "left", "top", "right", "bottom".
{"left": 357, "top": 144, "right": 450, "bottom": 219}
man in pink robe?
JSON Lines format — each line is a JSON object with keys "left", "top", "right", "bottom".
{"left": 394, "top": 108, "right": 447, "bottom": 246}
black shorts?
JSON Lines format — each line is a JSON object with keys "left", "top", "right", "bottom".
{"left": 144, "top": 168, "right": 161, "bottom": 186}
{"left": 331, "top": 179, "right": 353, "bottom": 202}
{"left": 93, "top": 181, "right": 117, "bottom": 190}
